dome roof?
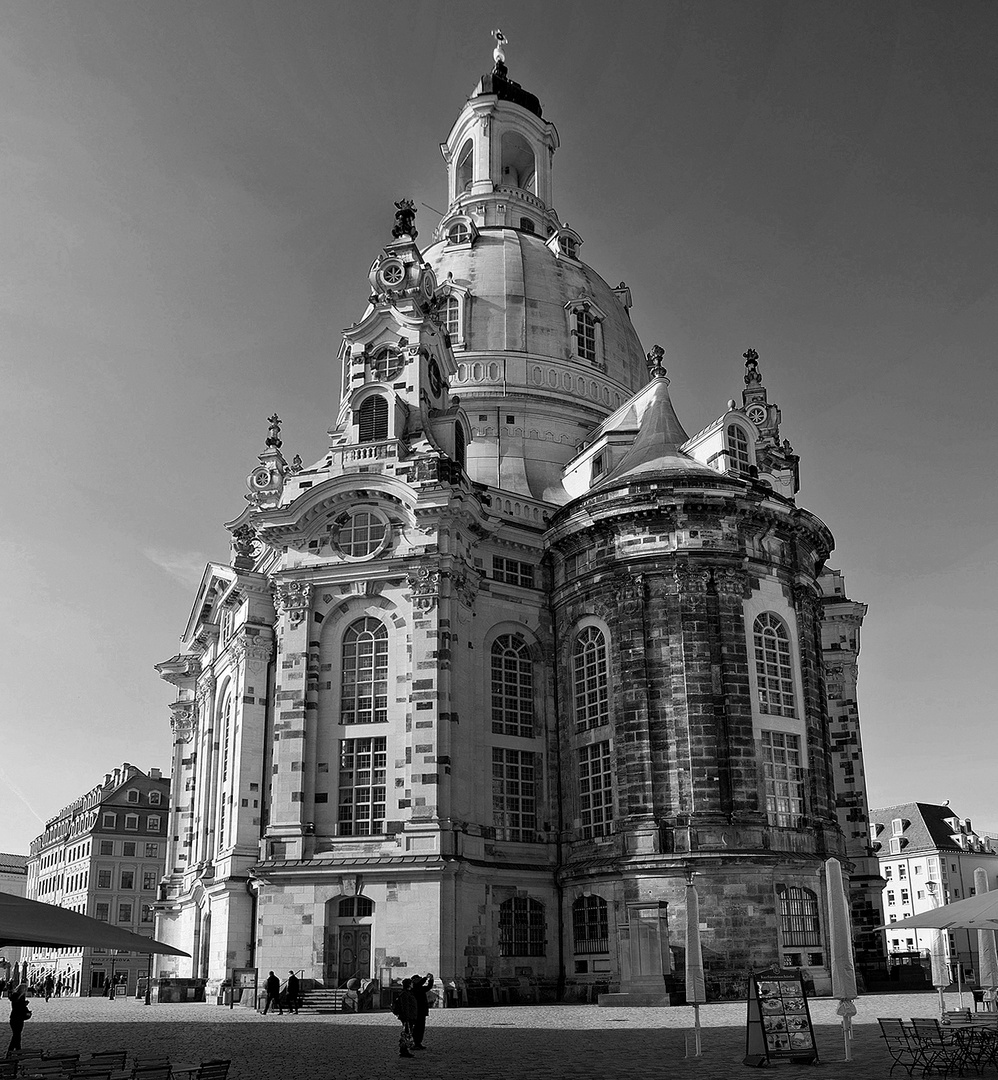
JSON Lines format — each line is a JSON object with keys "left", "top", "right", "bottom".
{"left": 423, "top": 228, "right": 647, "bottom": 396}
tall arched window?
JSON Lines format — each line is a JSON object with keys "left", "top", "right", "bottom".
{"left": 357, "top": 396, "right": 388, "bottom": 442}
{"left": 498, "top": 896, "right": 545, "bottom": 957}
{"left": 727, "top": 424, "right": 751, "bottom": 473}
{"left": 753, "top": 613, "right": 796, "bottom": 717}
{"left": 341, "top": 618, "right": 389, "bottom": 724}
{"left": 442, "top": 295, "right": 461, "bottom": 338}
{"left": 778, "top": 886, "right": 821, "bottom": 947}
{"left": 491, "top": 635, "right": 534, "bottom": 738}
{"left": 575, "top": 308, "right": 597, "bottom": 361}
{"left": 573, "top": 626, "right": 608, "bottom": 729}
{"left": 572, "top": 895, "right": 609, "bottom": 955}
{"left": 456, "top": 139, "right": 474, "bottom": 193}
{"left": 454, "top": 424, "right": 466, "bottom": 471}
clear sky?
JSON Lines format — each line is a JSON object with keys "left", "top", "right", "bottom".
{"left": 2, "top": 1, "right": 996, "bottom": 853}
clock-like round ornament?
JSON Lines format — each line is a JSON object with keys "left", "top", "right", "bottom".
{"left": 746, "top": 404, "right": 767, "bottom": 425}
{"left": 420, "top": 267, "right": 437, "bottom": 300}
{"left": 378, "top": 259, "right": 405, "bottom": 289}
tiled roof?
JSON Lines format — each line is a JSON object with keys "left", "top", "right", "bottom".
{"left": 870, "top": 802, "right": 976, "bottom": 854}
{"left": 0, "top": 853, "right": 28, "bottom": 874}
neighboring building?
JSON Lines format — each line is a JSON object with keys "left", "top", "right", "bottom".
{"left": 154, "top": 42, "right": 879, "bottom": 1003}
{"left": 0, "top": 853, "right": 29, "bottom": 980}
{"left": 871, "top": 803, "right": 998, "bottom": 983}
{"left": 25, "top": 764, "right": 170, "bottom": 996}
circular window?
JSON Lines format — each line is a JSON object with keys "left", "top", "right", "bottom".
{"left": 371, "top": 345, "right": 404, "bottom": 381}
{"left": 332, "top": 509, "right": 390, "bottom": 559}
{"left": 378, "top": 259, "right": 405, "bottom": 288}
{"left": 448, "top": 223, "right": 470, "bottom": 244}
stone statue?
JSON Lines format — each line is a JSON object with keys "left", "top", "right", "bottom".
{"left": 392, "top": 199, "right": 418, "bottom": 240}
{"left": 646, "top": 344, "right": 667, "bottom": 379}
{"left": 266, "top": 413, "right": 282, "bottom": 449}
{"left": 743, "top": 348, "right": 761, "bottom": 385}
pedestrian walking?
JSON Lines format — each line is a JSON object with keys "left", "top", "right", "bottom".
{"left": 286, "top": 971, "right": 299, "bottom": 1015}
{"left": 43, "top": 974, "right": 54, "bottom": 1002}
{"left": 263, "top": 971, "right": 282, "bottom": 1015}
{"left": 6, "top": 984, "right": 31, "bottom": 1057}
{"left": 391, "top": 979, "right": 417, "bottom": 1058}
{"left": 410, "top": 973, "right": 434, "bottom": 1050}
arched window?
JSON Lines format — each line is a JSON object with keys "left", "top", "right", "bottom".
{"left": 338, "top": 895, "right": 374, "bottom": 918}
{"left": 442, "top": 295, "right": 461, "bottom": 338}
{"left": 727, "top": 424, "right": 751, "bottom": 473}
{"left": 357, "top": 396, "right": 388, "bottom": 442}
{"left": 498, "top": 896, "right": 545, "bottom": 957}
{"left": 778, "top": 886, "right": 821, "bottom": 947}
{"left": 500, "top": 132, "right": 536, "bottom": 192}
{"left": 519, "top": 217, "right": 535, "bottom": 233}
{"left": 560, "top": 234, "right": 578, "bottom": 258}
{"left": 573, "top": 626, "right": 608, "bottom": 729}
{"left": 456, "top": 139, "right": 474, "bottom": 193}
{"left": 572, "top": 895, "right": 609, "bottom": 955}
{"left": 491, "top": 635, "right": 534, "bottom": 738}
{"left": 575, "top": 308, "right": 597, "bottom": 362}
{"left": 371, "top": 345, "right": 404, "bottom": 382}
{"left": 341, "top": 618, "right": 389, "bottom": 724}
{"left": 454, "top": 424, "right": 466, "bottom": 471}
{"left": 753, "top": 613, "right": 796, "bottom": 717}
{"left": 447, "top": 222, "right": 470, "bottom": 245}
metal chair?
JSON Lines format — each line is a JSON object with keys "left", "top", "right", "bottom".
{"left": 87, "top": 1053, "right": 128, "bottom": 1070}
{"left": 879, "top": 1019, "right": 923, "bottom": 1077}
{"left": 129, "top": 1067, "right": 172, "bottom": 1080}
{"left": 194, "top": 1063, "right": 230, "bottom": 1080}
{"left": 910, "top": 1017, "right": 966, "bottom": 1077}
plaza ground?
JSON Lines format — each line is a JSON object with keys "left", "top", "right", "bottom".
{"left": 16, "top": 991, "right": 972, "bottom": 1079}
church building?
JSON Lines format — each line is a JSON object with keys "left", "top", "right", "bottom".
{"left": 154, "top": 39, "right": 882, "bottom": 1004}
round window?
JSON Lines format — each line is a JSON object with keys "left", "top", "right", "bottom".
{"left": 333, "top": 509, "right": 390, "bottom": 559}
{"left": 448, "top": 223, "right": 470, "bottom": 244}
{"left": 371, "top": 345, "right": 404, "bottom": 381}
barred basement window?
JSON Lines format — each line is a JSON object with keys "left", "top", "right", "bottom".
{"left": 357, "top": 395, "right": 389, "bottom": 442}
{"left": 778, "top": 885, "right": 821, "bottom": 948}
{"left": 572, "top": 895, "right": 609, "bottom": 955}
{"left": 337, "top": 737, "right": 387, "bottom": 836}
{"left": 492, "top": 748, "right": 537, "bottom": 842}
{"left": 499, "top": 896, "right": 546, "bottom": 957}
{"left": 761, "top": 730, "right": 805, "bottom": 827}
{"left": 491, "top": 635, "right": 534, "bottom": 738}
{"left": 573, "top": 626, "right": 609, "bottom": 729}
{"left": 341, "top": 618, "right": 389, "bottom": 724}
{"left": 578, "top": 741, "right": 613, "bottom": 839}
{"left": 753, "top": 613, "right": 796, "bottom": 717}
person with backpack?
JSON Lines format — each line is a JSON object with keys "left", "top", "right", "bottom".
{"left": 391, "top": 979, "right": 418, "bottom": 1058}
{"left": 7, "top": 984, "right": 31, "bottom": 1056}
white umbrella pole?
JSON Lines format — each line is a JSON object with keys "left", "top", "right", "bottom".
{"left": 957, "top": 956, "right": 964, "bottom": 1009}
{"left": 693, "top": 1003, "right": 702, "bottom": 1057}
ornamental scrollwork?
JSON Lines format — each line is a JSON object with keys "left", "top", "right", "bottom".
{"left": 713, "top": 567, "right": 748, "bottom": 597}
{"left": 406, "top": 566, "right": 440, "bottom": 612}
{"left": 170, "top": 704, "right": 195, "bottom": 743}
{"left": 272, "top": 581, "right": 313, "bottom": 628}
{"left": 673, "top": 565, "right": 711, "bottom": 594}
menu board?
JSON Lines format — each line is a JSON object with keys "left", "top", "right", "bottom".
{"left": 744, "top": 971, "right": 818, "bottom": 1065}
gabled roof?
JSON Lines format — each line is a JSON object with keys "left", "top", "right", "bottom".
{"left": 0, "top": 854, "right": 28, "bottom": 874}
{"left": 870, "top": 802, "right": 982, "bottom": 853}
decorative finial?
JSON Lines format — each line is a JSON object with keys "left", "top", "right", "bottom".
{"left": 291, "top": 454, "right": 303, "bottom": 473}
{"left": 493, "top": 29, "right": 507, "bottom": 72}
{"left": 231, "top": 524, "right": 259, "bottom": 561}
{"left": 266, "top": 413, "right": 282, "bottom": 449}
{"left": 646, "top": 344, "right": 668, "bottom": 379}
{"left": 743, "top": 347, "right": 762, "bottom": 386}
{"left": 392, "top": 198, "right": 418, "bottom": 240}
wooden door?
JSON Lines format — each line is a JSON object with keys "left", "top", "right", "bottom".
{"left": 337, "top": 925, "right": 372, "bottom": 984}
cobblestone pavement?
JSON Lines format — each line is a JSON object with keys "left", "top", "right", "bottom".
{"left": 16, "top": 991, "right": 978, "bottom": 1080}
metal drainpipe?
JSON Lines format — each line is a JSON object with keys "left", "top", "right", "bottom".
{"left": 547, "top": 559, "right": 567, "bottom": 1002}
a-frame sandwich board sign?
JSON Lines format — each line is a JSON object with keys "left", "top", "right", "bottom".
{"left": 744, "top": 970, "right": 818, "bottom": 1066}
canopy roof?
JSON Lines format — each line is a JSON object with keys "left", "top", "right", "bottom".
{"left": 0, "top": 892, "right": 188, "bottom": 955}
{"left": 876, "top": 889, "right": 998, "bottom": 931}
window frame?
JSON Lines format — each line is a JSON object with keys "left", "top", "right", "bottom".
{"left": 573, "top": 625, "right": 609, "bottom": 730}
{"left": 341, "top": 617, "right": 390, "bottom": 725}
{"left": 492, "top": 748, "right": 537, "bottom": 842}
{"left": 761, "top": 730, "right": 806, "bottom": 828}
{"left": 726, "top": 423, "right": 752, "bottom": 474}
{"left": 357, "top": 395, "right": 389, "bottom": 443}
{"left": 498, "top": 896, "right": 546, "bottom": 957}
{"left": 578, "top": 741, "right": 614, "bottom": 839}
{"left": 752, "top": 612, "right": 797, "bottom": 718}
{"left": 337, "top": 736, "right": 388, "bottom": 836}
{"left": 572, "top": 895, "right": 610, "bottom": 955}
{"left": 778, "top": 885, "right": 821, "bottom": 949}
{"left": 490, "top": 634, "right": 535, "bottom": 739}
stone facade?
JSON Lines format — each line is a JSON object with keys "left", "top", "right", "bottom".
{"left": 153, "top": 48, "right": 880, "bottom": 1004}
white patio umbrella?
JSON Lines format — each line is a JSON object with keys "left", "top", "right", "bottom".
{"left": 876, "top": 887, "right": 998, "bottom": 931}
{"left": 825, "top": 858, "right": 857, "bottom": 1061}
{"left": 925, "top": 881, "right": 951, "bottom": 1018}
{"left": 685, "top": 877, "right": 706, "bottom": 1057}
{"left": 974, "top": 869, "right": 998, "bottom": 1011}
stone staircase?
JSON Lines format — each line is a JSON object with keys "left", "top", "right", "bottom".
{"left": 298, "top": 988, "right": 351, "bottom": 1014}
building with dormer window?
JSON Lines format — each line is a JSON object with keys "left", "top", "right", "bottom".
{"left": 153, "top": 38, "right": 880, "bottom": 1005}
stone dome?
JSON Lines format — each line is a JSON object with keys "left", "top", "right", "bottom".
{"left": 423, "top": 227, "right": 647, "bottom": 399}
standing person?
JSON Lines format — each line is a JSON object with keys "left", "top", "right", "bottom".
{"left": 286, "top": 971, "right": 299, "bottom": 1015}
{"left": 409, "top": 973, "right": 434, "bottom": 1050}
{"left": 263, "top": 971, "right": 282, "bottom": 1015}
{"left": 7, "top": 984, "right": 31, "bottom": 1057}
{"left": 391, "top": 979, "right": 417, "bottom": 1058}
{"left": 43, "top": 974, "right": 54, "bottom": 1002}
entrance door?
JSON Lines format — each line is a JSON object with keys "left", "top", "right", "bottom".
{"left": 337, "top": 925, "right": 372, "bottom": 984}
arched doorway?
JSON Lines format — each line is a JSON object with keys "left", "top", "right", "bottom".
{"left": 323, "top": 895, "right": 374, "bottom": 986}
